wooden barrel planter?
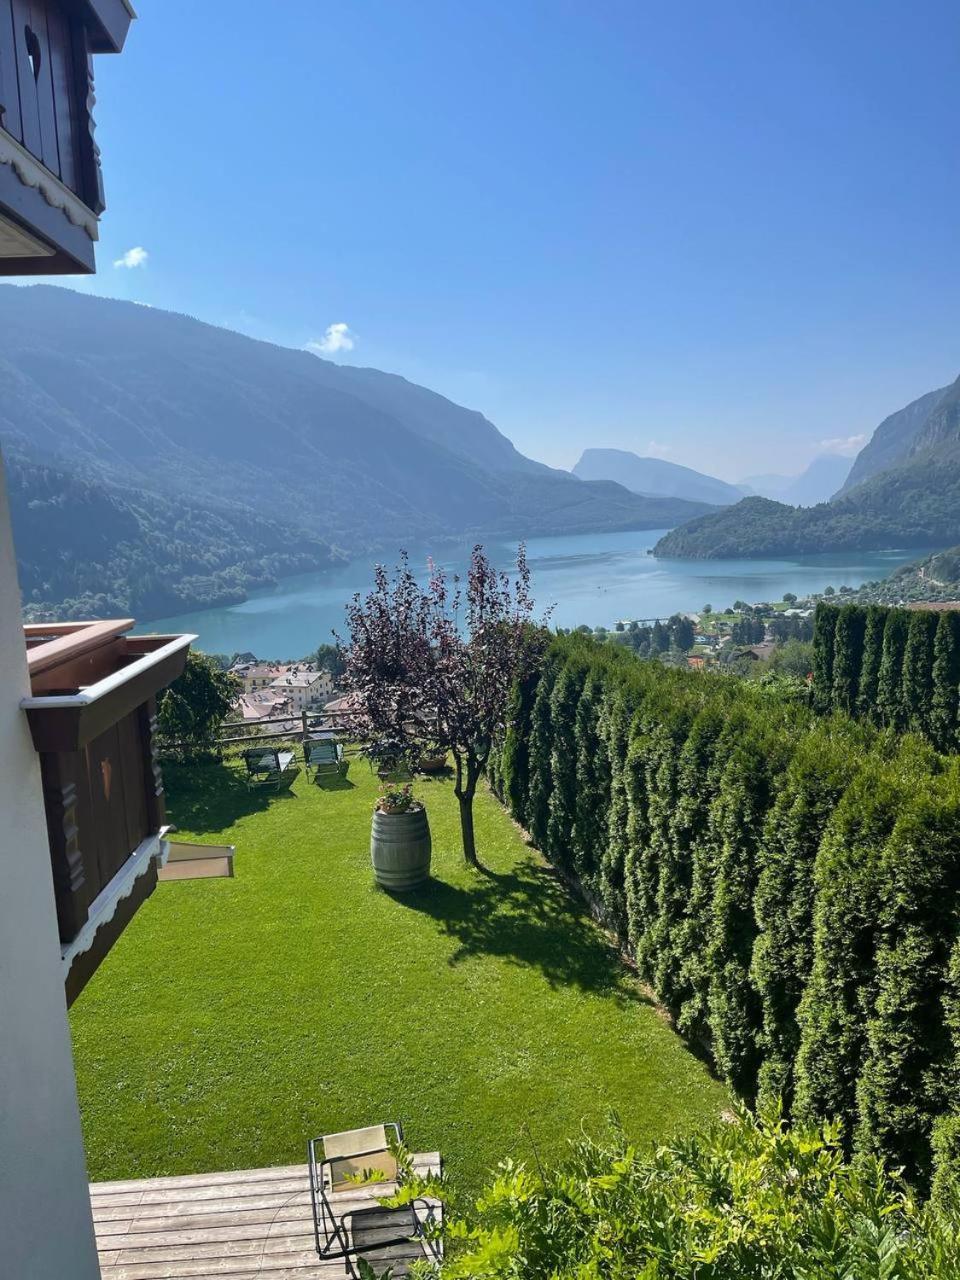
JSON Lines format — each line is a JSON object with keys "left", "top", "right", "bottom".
{"left": 370, "top": 806, "right": 432, "bottom": 891}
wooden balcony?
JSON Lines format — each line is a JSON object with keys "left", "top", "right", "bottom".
{"left": 21, "top": 618, "right": 193, "bottom": 1003}
{"left": 0, "top": 0, "right": 134, "bottom": 273}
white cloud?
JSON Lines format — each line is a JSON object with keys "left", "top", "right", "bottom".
{"left": 818, "top": 433, "right": 868, "bottom": 457}
{"left": 647, "top": 439, "right": 672, "bottom": 458}
{"left": 113, "top": 246, "right": 148, "bottom": 269}
{"left": 306, "top": 322, "right": 356, "bottom": 357}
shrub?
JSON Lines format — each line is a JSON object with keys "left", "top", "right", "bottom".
{"left": 423, "top": 1108, "right": 960, "bottom": 1279}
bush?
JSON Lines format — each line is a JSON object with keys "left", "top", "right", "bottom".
{"left": 424, "top": 1107, "right": 960, "bottom": 1278}
{"left": 156, "top": 652, "right": 239, "bottom": 759}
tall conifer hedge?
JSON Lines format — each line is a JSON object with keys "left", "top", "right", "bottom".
{"left": 813, "top": 601, "right": 960, "bottom": 750}
{"left": 495, "top": 632, "right": 960, "bottom": 1192}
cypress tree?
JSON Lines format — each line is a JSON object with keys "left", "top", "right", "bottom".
{"left": 652, "top": 697, "right": 727, "bottom": 1010}
{"left": 831, "top": 604, "right": 867, "bottom": 716}
{"left": 706, "top": 714, "right": 794, "bottom": 1097}
{"left": 812, "top": 603, "right": 840, "bottom": 713}
{"left": 876, "top": 609, "right": 910, "bottom": 730}
{"left": 931, "top": 611, "right": 960, "bottom": 753}
{"left": 546, "top": 658, "right": 588, "bottom": 871}
{"left": 857, "top": 604, "right": 887, "bottom": 721}
{"left": 635, "top": 699, "right": 697, "bottom": 979}
{"left": 623, "top": 716, "right": 665, "bottom": 973}
{"left": 572, "top": 670, "right": 610, "bottom": 894}
{"left": 526, "top": 650, "right": 562, "bottom": 850}
{"left": 676, "top": 704, "right": 751, "bottom": 1049}
{"left": 501, "top": 667, "right": 540, "bottom": 828}
{"left": 902, "top": 610, "right": 939, "bottom": 736}
{"left": 600, "top": 686, "right": 640, "bottom": 938}
{"left": 856, "top": 766, "right": 960, "bottom": 1188}
{"left": 752, "top": 723, "right": 867, "bottom": 1112}
{"left": 794, "top": 743, "right": 930, "bottom": 1136}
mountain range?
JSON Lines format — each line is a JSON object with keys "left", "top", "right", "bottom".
{"left": 572, "top": 449, "right": 745, "bottom": 506}
{"left": 0, "top": 286, "right": 714, "bottom": 619}
{"left": 654, "top": 375, "right": 960, "bottom": 559}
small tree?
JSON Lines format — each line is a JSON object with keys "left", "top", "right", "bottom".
{"left": 341, "top": 546, "right": 547, "bottom": 867}
{"left": 157, "top": 651, "right": 240, "bottom": 759}
{"left": 314, "top": 642, "right": 346, "bottom": 681}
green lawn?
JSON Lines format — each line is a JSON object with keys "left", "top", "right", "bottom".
{"left": 70, "top": 758, "right": 729, "bottom": 1195}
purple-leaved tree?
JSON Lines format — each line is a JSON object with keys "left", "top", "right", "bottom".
{"left": 340, "top": 545, "right": 547, "bottom": 867}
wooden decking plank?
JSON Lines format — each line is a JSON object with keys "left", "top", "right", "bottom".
{"left": 103, "top": 1205, "right": 435, "bottom": 1253}
{"left": 99, "top": 1241, "right": 424, "bottom": 1278}
{"left": 92, "top": 1175, "right": 312, "bottom": 1208}
{"left": 91, "top": 1156, "right": 439, "bottom": 1200}
{"left": 91, "top": 1164, "right": 309, "bottom": 1195}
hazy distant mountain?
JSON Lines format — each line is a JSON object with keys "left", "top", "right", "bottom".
{"left": 572, "top": 448, "right": 743, "bottom": 505}
{"left": 740, "top": 455, "right": 851, "bottom": 505}
{"left": 739, "top": 472, "right": 793, "bottom": 499}
{"left": 839, "top": 386, "right": 949, "bottom": 494}
{"left": 0, "top": 286, "right": 714, "bottom": 618}
{"left": 782, "top": 454, "right": 852, "bottom": 505}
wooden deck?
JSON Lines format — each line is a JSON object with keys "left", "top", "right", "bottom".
{"left": 90, "top": 1155, "right": 442, "bottom": 1278}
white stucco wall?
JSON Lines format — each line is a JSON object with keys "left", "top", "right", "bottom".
{"left": 0, "top": 452, "right": 101, "bottom": 1278}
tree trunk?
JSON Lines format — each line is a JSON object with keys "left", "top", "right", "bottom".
{"left": 454, "top": 751, "right": 480, "bottom": 867}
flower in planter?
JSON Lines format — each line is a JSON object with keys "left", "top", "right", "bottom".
{"left": 377, "top": 782, "right": 418, "bottom": 813}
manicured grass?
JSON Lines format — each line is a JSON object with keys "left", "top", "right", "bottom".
{"left": 70, "top": 759, "right": 729, "bottom": 1195}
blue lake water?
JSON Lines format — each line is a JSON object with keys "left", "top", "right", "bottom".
{"left": 141, "top": 529, "right": 926, "bottom": 658}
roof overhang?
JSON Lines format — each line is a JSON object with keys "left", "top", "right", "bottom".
{"left": 67, "top": 0, "right": 136, "bottom": 54}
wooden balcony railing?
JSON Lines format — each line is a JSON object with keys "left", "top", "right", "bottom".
{"left": 21, "top": 619, "right": 193, "bottom": 1003}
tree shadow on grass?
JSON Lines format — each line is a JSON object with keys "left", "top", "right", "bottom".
{"left": 397, "top": 861, "right": 653, "bottom": 1006}
{"left": 163, "top": 761, "right": 295, "bottom": 834}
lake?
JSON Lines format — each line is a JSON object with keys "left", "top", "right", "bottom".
{"left": 142, "top": 529, "right": 925, "bottom": 657}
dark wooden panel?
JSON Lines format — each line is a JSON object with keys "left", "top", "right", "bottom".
{"left": 45, "top": 3, "right": 77, "bottom": 189}
{"left": 67, "top": 18, "right": 102, "bottom": 213}
{"left": 64, "top": 861, "right": 157, "bottom": 1006}
{"left": 0, "top": 0, "right": 23, "bottom": 141}
{"left": 40, "top": 749, "right": 91, "bottom": 944}
{"left": 87, "top": 721, "right": 133, "bottom": 887}
{"left": 28, "top": 1, "right": 61, "bottom": 176}
{"left": 116, "top": 707, "right": 149, "bottom": 855}
{"left": 11, "top": 0, "right": 42, "bottom": 156}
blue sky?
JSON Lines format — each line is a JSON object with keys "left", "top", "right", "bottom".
{"left": 44, "top": 0, "right": 960, "bottom": 479}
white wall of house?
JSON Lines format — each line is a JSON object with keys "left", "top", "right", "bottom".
{"left": 0, "top": 453, "right": 101, "bottom": 1279}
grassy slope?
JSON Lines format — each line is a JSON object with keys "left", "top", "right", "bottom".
{"left": 70, "top": 761, "right": 728, "bottom": 1195}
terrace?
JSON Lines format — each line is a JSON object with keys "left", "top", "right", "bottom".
{"left": 90, "top": 1153, "right": 442, "bottom": 1279}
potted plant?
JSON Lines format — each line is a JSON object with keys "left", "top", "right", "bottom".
{"left": 417, "top": 742, "right": 449, "bottom": 775}
{"left": 363, "top": 737, "right": 413, "bottom": 782}
{"left": 370, "top": 783, "right": 431, "bottom": 890}
{"left": 377, "top": 783, "right": 416, "bottom": 815}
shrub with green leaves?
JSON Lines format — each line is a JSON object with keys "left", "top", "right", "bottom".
{"left": 411, "top": 1108, "right": 960, "bottom": 1279}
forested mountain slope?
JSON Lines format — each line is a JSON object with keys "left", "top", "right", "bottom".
{"left": 838, "top": 384, "right": 948, "bottom": 493}
{"left": 0, "top": 286, "right": 714, "bottom": 616}
{"left": 656, "top": 374, "right": 960, "bottom": 558}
